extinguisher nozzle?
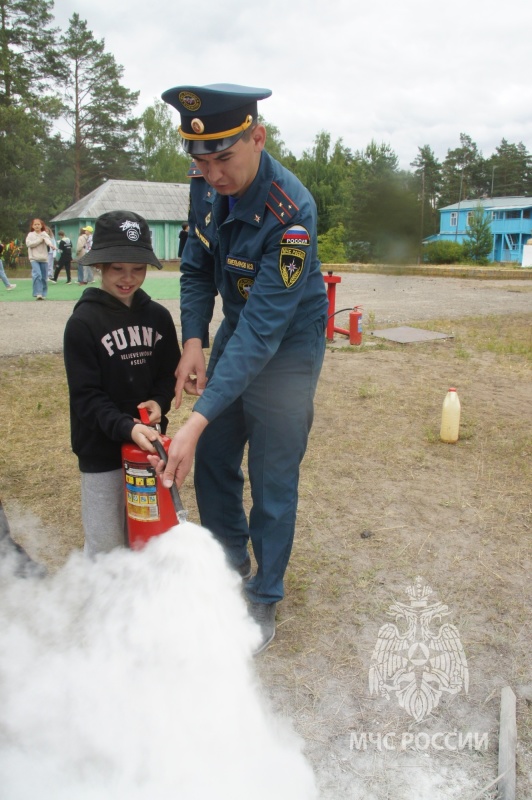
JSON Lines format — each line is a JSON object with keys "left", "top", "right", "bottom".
{"left": 153, "top": 439, "right": 187, "bottom": 521}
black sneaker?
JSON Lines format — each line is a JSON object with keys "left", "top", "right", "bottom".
{"left": 236, "top": 554, "right": 252, "bottom": 581}
{"left": 247, "top": 601, "right": 276, "bottom": 655}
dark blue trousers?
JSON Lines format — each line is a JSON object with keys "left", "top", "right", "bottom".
{"left": 195, "top": 318, "right": 325, "bottom": 603}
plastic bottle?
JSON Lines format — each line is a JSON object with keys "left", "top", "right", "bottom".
{"left": 440, "top": 387, "right": 461, "bottom": 443}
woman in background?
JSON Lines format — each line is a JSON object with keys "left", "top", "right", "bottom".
{"left": 25, "top": 219, "right": 55, "bottom": 300}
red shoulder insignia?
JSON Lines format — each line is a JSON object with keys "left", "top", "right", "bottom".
{"left": 266, "top": 182, "right": 299, "bottom": 223}
{"left": 187, "top": 162, "right": 203, "bottom": 178}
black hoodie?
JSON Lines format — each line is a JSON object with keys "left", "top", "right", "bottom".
{"left": 64, "top": 287, "right": 180, "bottom": 472}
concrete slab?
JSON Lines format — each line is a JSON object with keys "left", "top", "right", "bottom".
{"left": 370, "top": 326, "right": 453, "bottom": 344}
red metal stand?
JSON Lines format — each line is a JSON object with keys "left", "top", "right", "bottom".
{"left": 323, "top": 271, "right": 363, "bottom": 345}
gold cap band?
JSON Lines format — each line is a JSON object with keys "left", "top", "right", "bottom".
{"left": 179, "top": 114, "right": 254, "bottom": 142}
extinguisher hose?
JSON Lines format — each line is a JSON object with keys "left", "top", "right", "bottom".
{"left": 153, "top": 439, "right": 188, "bottom": 523}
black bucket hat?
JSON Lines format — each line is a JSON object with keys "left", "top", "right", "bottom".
{"left": 79, "top": 210, "right": 163, "bottom": 269}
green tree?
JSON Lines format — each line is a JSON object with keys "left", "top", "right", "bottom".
{"left": 410, "top": 145, "right": 442, "bottom": 237}
{"left": 59, "top": 13, "right": 141, "bottom": 200}
{"left": 462, "top": 205, "right": 493, "bottom": 263}
{"left": 0, "top": 0, "right": 64, "bottom": 236}
{"left": 488, "top": 139, "right": 532, "bottom": 197}
{"left": 318, "top": 223, "right": 347, "bottom": 264}
{"left": 260, "top": 116, "right": 296, "bottom": 169}
{"left": 341, "top": 141, "right": 419, "bottom": 262}
{"left": 439, "top": 133, "right": 487, "bottom": 207}
{"left": 139, "top": 99, "right": 190, "bottom": 183}
{"left": 0, "top": 0, "right": 64, "bottom": 105}
{"left": 294, "top": 131, "right": 353, "bottom": 234}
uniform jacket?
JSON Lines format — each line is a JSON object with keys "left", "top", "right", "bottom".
{"left": 26, "top": 231, "right": 53, "bottom": 262}
{"left": 182, "top": 149, "right": 328, "bottom": 422}
{"left": 64, "top": 287, "right": 180, "bottom": 473}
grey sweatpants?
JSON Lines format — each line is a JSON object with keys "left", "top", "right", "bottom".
{"left": 81, "top": 469, "right": 128, "bottom": 557}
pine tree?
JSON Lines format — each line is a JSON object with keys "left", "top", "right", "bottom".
{"left": 59, "top": 13, "right": 141, "bottom": 200}
{"left": 0, "top": 0, "right": 64, "bottom": 236}
{"left": 439, "top": 134, "right": 487, "bottom": 207}
{"left": 410, "top": 145, "right": 442, "bottom": 236}
{"left": 462, "top": 205, "right": 493, "bottom": 264}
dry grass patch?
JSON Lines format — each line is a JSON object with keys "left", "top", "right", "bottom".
{"left": 1, "top": 312, "right": 531, "bottom": 797}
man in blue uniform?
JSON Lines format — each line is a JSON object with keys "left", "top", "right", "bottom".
{"left": 160, "top": 83, "right": 328, "bottom": 653}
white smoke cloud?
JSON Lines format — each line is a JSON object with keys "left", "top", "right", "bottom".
{"left": 0, "top": 522, "right": 317, "bottom": 800}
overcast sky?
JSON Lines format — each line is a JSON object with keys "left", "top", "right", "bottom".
{"left": 54, "top": 0, "right": 532, "bottom": 169}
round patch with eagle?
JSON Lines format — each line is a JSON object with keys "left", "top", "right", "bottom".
{"left": 279, "top": 247, "right": 306, "bottom": 288}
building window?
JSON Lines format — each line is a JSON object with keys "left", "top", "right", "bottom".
{"left": 492, "top": 210, "right": 502, "bottom": 220}
{"left": 467, "top": 211, "right": 475, "bottom": 226}
{"left": 450, "top": 212, "right": 458, "bottom": 226}
{"left": 506, "top": 210, "right": 521, "bottom": 219}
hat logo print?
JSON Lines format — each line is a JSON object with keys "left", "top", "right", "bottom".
{"left": 120, "top": 220, "right": 141, "bottom": 242}
{"left": 179, "top": 91, "right": 201, "bottom": 111}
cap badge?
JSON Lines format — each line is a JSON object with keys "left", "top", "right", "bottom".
{"left": 179, "top": 91, "right": 201, "bottom": 111}
{"left": 191, "top": 118, "right": 205, "bottom": 134}
{"left": 120, "top": 220, "right": 141, "bottom": 241}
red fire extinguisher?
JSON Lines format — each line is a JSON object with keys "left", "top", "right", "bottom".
{"left": 122, "top": 407, "right": 184, "bottom": 550}
{"left": 349, "top": 306, "right": 363, "bottom": 346}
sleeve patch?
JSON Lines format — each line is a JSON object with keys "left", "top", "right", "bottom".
{"left": 280, "top": 225, "right": 311, "bottom": 246}
{"left": 279, "top": 247, "right": 306, "bottom": 288}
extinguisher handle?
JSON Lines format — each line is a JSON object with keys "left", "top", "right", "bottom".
{"left": 152, "top": 439, "right": 187, "bottom": 522}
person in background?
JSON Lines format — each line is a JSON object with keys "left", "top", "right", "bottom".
{"left": 158, "top": 83, "right": 328, "bottom": 654}
{"left": 26, "top": 219, "right": 55, "bottom": 300}
{"left": 0, "top": 242, "right": 16, "bottom": 291}
{"left": 178, "top": 223, "right": 189, "bottom": 259}
{"left": 83, "top": 224, "right": 95, "bottom": 284}
{"left": 46, "top": 226, "right": 57, "bottom": 279}
{"left": 63, "top": 210, "right": 180, "bottom": 557}
{"left": 76, "top": 227, "right": 89, "bottom": 284}
{"left": 53, "top": 231, "right": 73, "bottom": 283}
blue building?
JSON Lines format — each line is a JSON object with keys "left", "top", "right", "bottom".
{"left": 425, "top": 196, "right": 532, "bottom": 263}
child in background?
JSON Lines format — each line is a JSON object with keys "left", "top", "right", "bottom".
{"left": 0, "top": 242, "right": 16, "bottom": 291}
{"left": 63, "top": 210, "right": 180, "bottom": 556}
{"left": 26, "top": 219, "right": 55, "bottom": 300}
{"left": 53, "top": 231, "right": 73, "bottom": 283}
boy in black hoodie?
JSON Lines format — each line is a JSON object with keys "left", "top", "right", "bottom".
{"left": 64, "top": 210, "right": 180, "bottom": 556}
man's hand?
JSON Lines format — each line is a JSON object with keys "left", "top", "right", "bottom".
{"left": 174, "top": 338, "right": 207, "bottom": 409}
{"left": 148, "top": 411, "right": 208, "bottom": 489}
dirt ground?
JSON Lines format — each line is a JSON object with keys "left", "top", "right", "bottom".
{"left": 1, "top": 271, "right": 531, "bottom": 799}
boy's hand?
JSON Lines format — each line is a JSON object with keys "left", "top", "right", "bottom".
{"left": 131, "top": 424, "right": 161, "bottom": 452}
{"left": 136, "top": 400, "right": 162, "bottom": 425}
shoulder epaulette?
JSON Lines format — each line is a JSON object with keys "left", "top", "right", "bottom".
{"left": 266, "top": 181, "right": 299, "bottom": 224}
{"left": 187, "top": 161, "right": 203, "bottom": 178}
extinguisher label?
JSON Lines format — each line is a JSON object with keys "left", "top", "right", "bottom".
{"left": 124, "top": 461, "right": 161, "bottom": 522}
